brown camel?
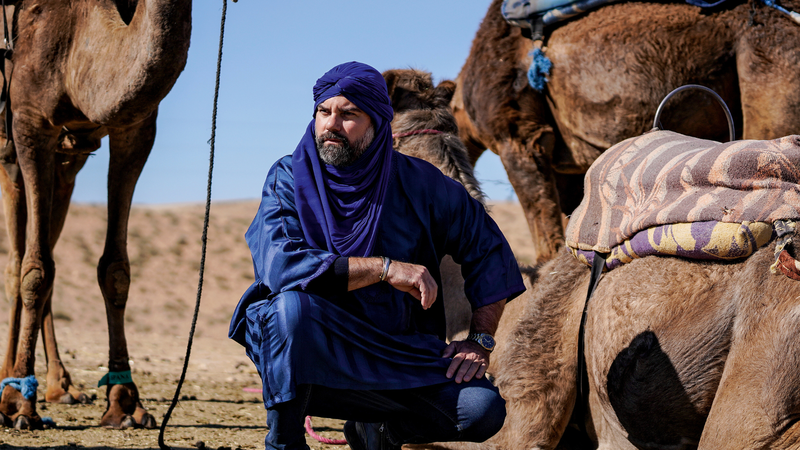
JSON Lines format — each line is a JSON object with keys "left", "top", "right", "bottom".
{"left": 383, "top": 68, "right": 486, "bottom": 342}
{"left": 409, "top": 238, "right": 800, "bottom": 449}
{"left": 482, "top": 238, "right": 800, "bottom": 449}
{"left": 453, "top": 0, "right": 800, "bottom": 263}
{"left": 0, "top": 0, "right": 190, "bottom": 429}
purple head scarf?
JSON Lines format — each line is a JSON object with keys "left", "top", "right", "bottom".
{"left": 292, "top": 61, "right": 395, "bottom": 257}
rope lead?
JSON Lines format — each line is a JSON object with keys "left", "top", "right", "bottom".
{"left": 158, "top": 0, "right": 227, "bottom": 449}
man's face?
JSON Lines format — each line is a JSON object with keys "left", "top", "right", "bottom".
{"left": 314, "top": 96, "right": 375, "bottom": 167}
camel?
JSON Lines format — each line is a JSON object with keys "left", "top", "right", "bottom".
{"left": 406, "top": 235, "right": 800, "bottom": 449}
{"left": 479, "top": 236, "right": 800, "bottom": 449}
{"left": 382, "top": 68, "right": 486, "bottom": 342}
{"left": 452, "top": 0, "right": 800, "bottom": 263}
{"left": 0, "top": 0, "right": 190, "bottom": 429}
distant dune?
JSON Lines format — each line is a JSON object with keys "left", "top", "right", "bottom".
{"left": 0, "top": 200, "right": 534, "bottom": 337}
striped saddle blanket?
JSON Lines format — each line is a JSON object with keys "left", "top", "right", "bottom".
{"left": 565, "top": 130, "right": 800, "bottom": 270}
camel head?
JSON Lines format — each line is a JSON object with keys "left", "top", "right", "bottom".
{"left": 383, "top": 69, "right": 456, "bottom": 115}
{"left": 383, "top": 68, "right": 485, "bottom": 205}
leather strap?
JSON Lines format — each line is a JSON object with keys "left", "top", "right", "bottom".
{"left": 574, "top": 251, "right": 606, "bottom": 433}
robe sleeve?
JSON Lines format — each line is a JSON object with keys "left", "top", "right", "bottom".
{"left": 439, "top": 176, "right": 526, "bottom": 309}
{"left": 246, "top": 157, "right": 339, "bottom": 294}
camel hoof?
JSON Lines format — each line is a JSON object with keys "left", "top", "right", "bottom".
{"left": 14, "top": 415, "right": 30, "bottom": 430}
{"left": 119, "top": 415, "right": 136, "bottom": 429}
{"left": 58, "top": 392, "right": 77, "bottom": 405}
{"left": 77, "top": 392, "right": 91, "bottom": 404}
{"left": 140, "top": 413, "right": 157, "bottom": 429}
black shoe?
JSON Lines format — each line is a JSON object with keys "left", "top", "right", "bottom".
{"left": 343, "top": 421, "right": 400, "bottom": 450}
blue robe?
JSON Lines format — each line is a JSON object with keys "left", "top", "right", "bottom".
{"left": 229, "top": 151, "right": 525, "bottom": 407}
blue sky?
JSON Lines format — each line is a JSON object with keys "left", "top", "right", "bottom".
{"left": 69, "top": 1, "right": 517, "bottom": 204}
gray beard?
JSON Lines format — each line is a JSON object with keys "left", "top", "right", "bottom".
{"left": 316, "top": 125, "right": 376, "bottom": 167}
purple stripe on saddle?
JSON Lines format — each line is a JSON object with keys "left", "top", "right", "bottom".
{"left": 572, "top": 220, "right": 774, "bottom": 270}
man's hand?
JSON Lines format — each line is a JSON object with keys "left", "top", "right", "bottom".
{"left": 347, "top": 258, "right": 438, "bottom": 309}
{"left": 442, "top": 340, "right": 490, "bottom": 383}
{"left": 384, "top": 261, "right": 438, "bottom": 309}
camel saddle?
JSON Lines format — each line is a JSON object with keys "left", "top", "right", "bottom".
{"left": 502, "top": 0, "right": 734, "bottom": 31}
{"left": 565, "top": 130, "right": 800, "bottom": 271}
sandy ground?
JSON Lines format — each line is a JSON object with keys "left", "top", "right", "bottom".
{"left": 0, "top": 200, "right": 534, "bottom": 450}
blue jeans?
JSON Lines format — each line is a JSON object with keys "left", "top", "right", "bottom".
{"left": 265, "top": 379, "right": 506, "bottom": 450}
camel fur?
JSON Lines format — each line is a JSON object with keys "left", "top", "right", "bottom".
{"left": 383, "top": 68, "right": 487, "bottom": 342}
{"left": 454, "top": 0, "right": 800, "bottom": 263}
{"left": 0, "top": 0, "right": 190, "bottom": 429}
{"left": 477, "top": 234, "right": 800, "bottom": 449}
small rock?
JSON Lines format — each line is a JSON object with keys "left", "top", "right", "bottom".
{"left": 194, "top": 440, "right": 206, "bottom": 449}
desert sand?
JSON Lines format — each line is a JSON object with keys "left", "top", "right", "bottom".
{"left": 0, "top": 200, "right": 534, "bottom": 450}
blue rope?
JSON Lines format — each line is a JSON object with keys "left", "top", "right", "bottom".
{"left": 0, "top": 376, "right": 56, "bottom": 427}
{"left": 527, "top": 47, "right": 552, "bottom": 91}
{"left": 0, "top": 375, "right": 38, "bottom": 400}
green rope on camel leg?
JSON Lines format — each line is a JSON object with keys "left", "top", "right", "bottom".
{"left": 97, "top": 370, "right": 134, "bottom": 387}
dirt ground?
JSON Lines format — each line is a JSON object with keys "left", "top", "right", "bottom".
{"left": 0, "top": 200, "right": 534, "bottom": 450}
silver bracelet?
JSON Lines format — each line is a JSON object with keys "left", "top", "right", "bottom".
{"left": 380, "top": 256, "right": 392, "bottom": 282}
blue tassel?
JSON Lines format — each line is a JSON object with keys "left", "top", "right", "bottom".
{"left": 0, "top": 375, "right": 38, "bottom": 400}
{"left": 528, "top": 47, "right": 553, "bottom": 92}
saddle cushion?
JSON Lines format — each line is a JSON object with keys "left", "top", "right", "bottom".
{"left": 570, "top": 220, "right": 774, "bottom": 269}
{"left": 565, "top": 130, "right": 800, "bottom": 254}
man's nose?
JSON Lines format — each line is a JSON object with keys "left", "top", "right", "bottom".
{"left": 324, "top": 113, "right": 342, "bottom": 132}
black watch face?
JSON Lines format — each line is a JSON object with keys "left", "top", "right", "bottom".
{"left": 480, "top": 334, "right": 495, "bottom": 349}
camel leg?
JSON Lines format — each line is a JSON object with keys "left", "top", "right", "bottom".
{"left": 495, "top": 136, "right": 562, "bottom": 264}
{"left": 98, "top": 112, "right": 156, "bottom": 429}
{"left": 0, "top": 140, "right": 26, "bottom": 407}
{"left": 41, "top": 152, "right": 90, "bottom": 405}
{"left": 0, "top": 116, "right": 60, "bottom": 429}
{"left": 698, "top": 287, "right": 800, "bottom": 449}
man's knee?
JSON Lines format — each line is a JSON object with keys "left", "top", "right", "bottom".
{"left": 253, "top": 291, "right": 332, "bottom": 341}
{"left": 460, "top": 384, "right": 507, "bottom": 442}
{"left": 270, "top": 291, "right": 316, "bottom": 335}
{"left": 245, "top": 291, "right": 322, "bottom": 366}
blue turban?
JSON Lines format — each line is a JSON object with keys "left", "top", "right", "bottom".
{"left": 292, "top": 61, "right": 395, "bottom": 257}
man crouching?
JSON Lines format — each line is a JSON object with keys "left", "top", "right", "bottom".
{"left": 229, "top": 61, "right": 525, "bottom": 450}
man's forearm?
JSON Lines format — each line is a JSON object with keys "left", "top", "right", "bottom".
{"left": 344, "top": 256, "right": 439, "bottom": 309}
{"left": 470, "top": 300, "right": 506, "bottom": 335}
{"left": 347, "top": 256, "right": 385, "bottom": 291}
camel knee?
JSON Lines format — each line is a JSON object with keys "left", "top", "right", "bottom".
{"left": 19, "top": 264, "right": 53, "bottom": 310}
{"left": 98, "top": 259, "right": 130, "bottom": 308}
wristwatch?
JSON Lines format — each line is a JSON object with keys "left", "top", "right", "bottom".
{"left": 466, "top": 332, "right": 496, "bottom": 353}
